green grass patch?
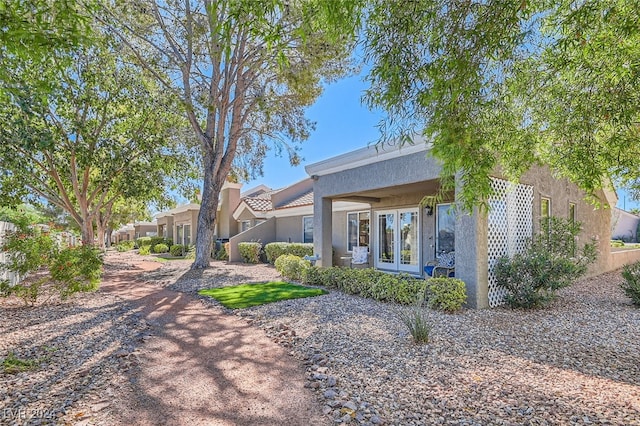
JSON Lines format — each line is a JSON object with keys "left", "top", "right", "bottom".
{"left": 198, "top": 281, "right": 328, "bottom": 309}
{"left": 2, "top": 352, "right": 42, "bottom": 373}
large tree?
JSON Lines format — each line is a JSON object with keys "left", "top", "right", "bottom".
{"left": 363, "top": 0, "right": 640, "bottom": 210}
{"left": 98, "top": 0, "right": 362, "bottom": 268}
{"left": 0, "top": 35, "right": 192, "bottom": 246}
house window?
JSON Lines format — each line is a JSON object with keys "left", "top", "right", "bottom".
{"left": 436, "top": 204, "right": 455, "bottom": 255}
{"left": 176, "top": 225, "right": 183, "bottom": 245}
{"left": 303, "top": 216, "right": 313, "bottom": 243}
{"left": 541, "top": 197, "right": 551, "bottom": 221}
{"left": 347, "top": 211, "right": 370, "bottom": 252}
{"left": 241, "top": 220, "right": 251, "bottom": 232}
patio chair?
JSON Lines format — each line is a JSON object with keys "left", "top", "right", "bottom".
{"left": 350, "top": 246, "right": 369, "bottom": 268}
{"left": 424, "top": 251, "right": 455, "bottom": 278}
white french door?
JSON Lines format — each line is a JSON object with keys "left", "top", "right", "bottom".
{"left": 374, "top": 208, "right": 420, "bottom": 274}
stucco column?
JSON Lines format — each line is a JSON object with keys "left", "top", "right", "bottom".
{"left": 314, "top": 196, "right": 333, "bottom": 267}
{"left": 455, "top": 205, "right": 489, "bottom": 309}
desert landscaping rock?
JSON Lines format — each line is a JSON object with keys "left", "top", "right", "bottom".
{"left": 2, "top": 251, "right": 639, "bottom": 425}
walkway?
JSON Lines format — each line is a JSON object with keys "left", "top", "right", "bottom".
{"left": 99, "top": 252, "right": 327, "bottom": 426}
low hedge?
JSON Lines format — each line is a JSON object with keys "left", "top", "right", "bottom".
{"left": 136, "top": 236, "right": 153, "bottom": 249}
{"left": 264, "top": 242, "right": 314, "bottom": 264}
{"left": 296, "top": 266, "right": 467, "bottom": 310}
{"left": 238, "top": 242, "right": 262, "bottom": 264}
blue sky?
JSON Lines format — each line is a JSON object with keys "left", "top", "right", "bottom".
{"left": 242, "top": 72, "right": 640, "bottom": 212}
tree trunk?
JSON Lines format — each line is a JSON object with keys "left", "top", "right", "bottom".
{"left": 192, "top": 156, "right": 222, "bottom": 269}
{"left": 96, "top": 222, "right": 106, "bottom": 250}
{"left": 106, "top": 227, "right": 113, "bottom": 247}
{"left": 80, "top": 219, "right": 95, "bottom": 246}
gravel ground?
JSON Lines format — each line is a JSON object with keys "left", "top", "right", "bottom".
{"left": 170, "top": 261, "right": 640, "bottom": 426}
{"left": 2, "top": 253, "right": 639, "bottom": 425}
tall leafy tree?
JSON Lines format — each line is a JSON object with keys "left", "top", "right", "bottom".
{"left": 0, "top": 34, "right": 192, "bottom": 246}
{"left": 98, "top": 0, "right": 362, "bottom": 268}
{"left": 363, "top": 0, "right": 640, "bottom": 209}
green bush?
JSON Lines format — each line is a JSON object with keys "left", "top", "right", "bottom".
{"left": 0, "top": 223, "right": 103, "bottom": 306}
{"left": 116, "top": 240, "right": 135, "bottom": 252}
{"left": 139, "top": 245, "right": 151, "bottom": 255}
{"left": 170, "top": 244, "right": 184, "bottom": 256}
{"left": 301, "top": 266, "right": 427, "bottom": 305}
{"left": 425, "top": 277, "right": 467, "bottom": 312}
{"left": 214, "top": 245, "right": 228, "bottom": 261}
{"left": 264, "top": 242, "right": 314, "bottom": 264}
{"left": 495, "top": 217, "right": 597, "bottom": 309}
{"left": 238, "top": 242, "right": 262, "bottom": 264}
{"left": 611, "top": 239, "right": 625, "bottom": 248}
{"left": 148, "top": 237, "right": 171, "bottom": 253}
{"left": 154, "top": 243, "right": 169, "bottom": 254}
{"left": 136, "top": 237, "right": 152, "bottom": 249}
{"left": 49, "top": 246, "right": 103, "bottom": 298}
{"left": 275, "top": 254, "right": 311, "bottom": 281}
{"left": 397, "top": 294, "right": 431, "bottom": 344}
{"left": 621, "top": 262, "right": 640, "bottom": 307}
{"left": 185, "top": 245, "right": 196, "bottom": 259}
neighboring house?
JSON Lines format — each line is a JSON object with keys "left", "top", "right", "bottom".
{"left": 154, "top": 180, "right": 243, "bottom": 246}
{"left": 305, "top": 142, "right": 640, "bottom": 308}
{"left": 611, "top": 207, "right": 640, "bottom": 242}
{"left": 134, "top": 222, "right": 157, "bottom": 239}
{"left": 114, "top": 224, "right": 135, "bottom": 244}
{"left": 228, "top": 178, "right": 366, "bottom": 261}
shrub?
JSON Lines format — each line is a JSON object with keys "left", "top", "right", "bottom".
{"left": 169, "top": 244, "right": 184, "bottom": 256}
{"left": 0, "top": 223, "right": 103, "bottom": 306}
{"left": 425, "top": 277, "right": 467, "bottom": 312}
{"left": 495, "top": 217, "right": 597, "bottom": 309}
{"left": 275, "top": 254, "right": 310, "bottom": 281}
{"left": 264, "top": 242, "right": 314, "bottom": 264}
{"left": 139, "top": 245, "right": 151, "bottom": 255}
{"left": 301, "top": 266, "right": 426, "bottom": 305}
{"left": 49, "top": 246, "right": 103, "bottom": 298}
{"left": 154, "top": 243, "right": 169, "bottom": 254}
{"left": 214, "top": 244, "right": 228, "bottom": 261}
{"left": 136, "top": 237, "right": 152, "bottom": 249}
{"left": 185, "top": 245, "right": 196, "bottom": 260}
{"left": 148, "top": 237, "right": 170, "bottom": 253}
{"left": 116, "top": 240, "right": 135, "bottom": 252}
{"left": 611, "top": 239, "right": 625, "bottom": 248}
{"left": 238, "top": 242, "right": 262, "bottom": 264}
{"left": 396, "top": 294, "right": 431, "bottom": 344}
{"left": 621, "top": 262, "right": 640, "bottom": 306}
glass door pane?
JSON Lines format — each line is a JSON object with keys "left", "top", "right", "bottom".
{"left": 399, "top": 210, "right": 419, "bottom": 272}
{"left": 436, "top": 204, "right": 455, "bottom": 255}
{"left": 376, "top": 212, "right": 396, "bottom": 268}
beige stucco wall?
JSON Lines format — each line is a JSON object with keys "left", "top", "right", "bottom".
{"left": 172, "top": 210, "right": 198, "bottom": 246}
{"left": 514, "top": 165, "right": 612, "bottom": 276}
{"left": 275, "top": 215, "right": 310, "bottom": 244}
{"left": 156, "top": 216, "right": 174, "bottom": 239}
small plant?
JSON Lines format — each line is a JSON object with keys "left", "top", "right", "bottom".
{"left": 48, "top": 246, "right": 103, "bottom": 299}
{"left": 397, "top": 294, "right": 431, "bottom": 344}
{"left": 169, "top": 244, "right": 184, "bottom": 256}
{"left": 154, "top": 243, "right": 169, "bottom": 253}
{"left": 136, "top": 236, "right": 153, "bottom": 249}
{"left": 621, "top": 261, "right": 640, "bottom": 306}
{"left": 238, "top": 242, "right": 262, "bottom": 264}
{"left": 611, "top": 240, "right": 625, "bottom": 248}
{"left": 426, "top": 277, "right": 467, "bottom": 312}
{"left": 139, "top": 245, "right": 151, "bottom": 255}
{"left": 495, "top": 217, "right": 597, "bottom": 309}
{"left": 2, "top": 352, "right": 41, "bottom": 373}
{"left": 275, "top": 254, "right": 311, "bottom": 281}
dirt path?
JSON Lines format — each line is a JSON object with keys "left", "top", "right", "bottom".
{"left": 98, "top": 252, "right": 327, "bottom": 426}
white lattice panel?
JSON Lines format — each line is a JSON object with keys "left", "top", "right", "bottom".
{"left": 487, "top": 178, "right": 533, "bottom": 307}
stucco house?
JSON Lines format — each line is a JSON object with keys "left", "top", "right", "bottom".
{"left": 611, "top": 207, "right": 640, "bottom": 242}
{"left": 227, "top": 178, "right": 367, "bottom": 261}
{"left": 305, "top": 142, "right": 640, "bottom": 308}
